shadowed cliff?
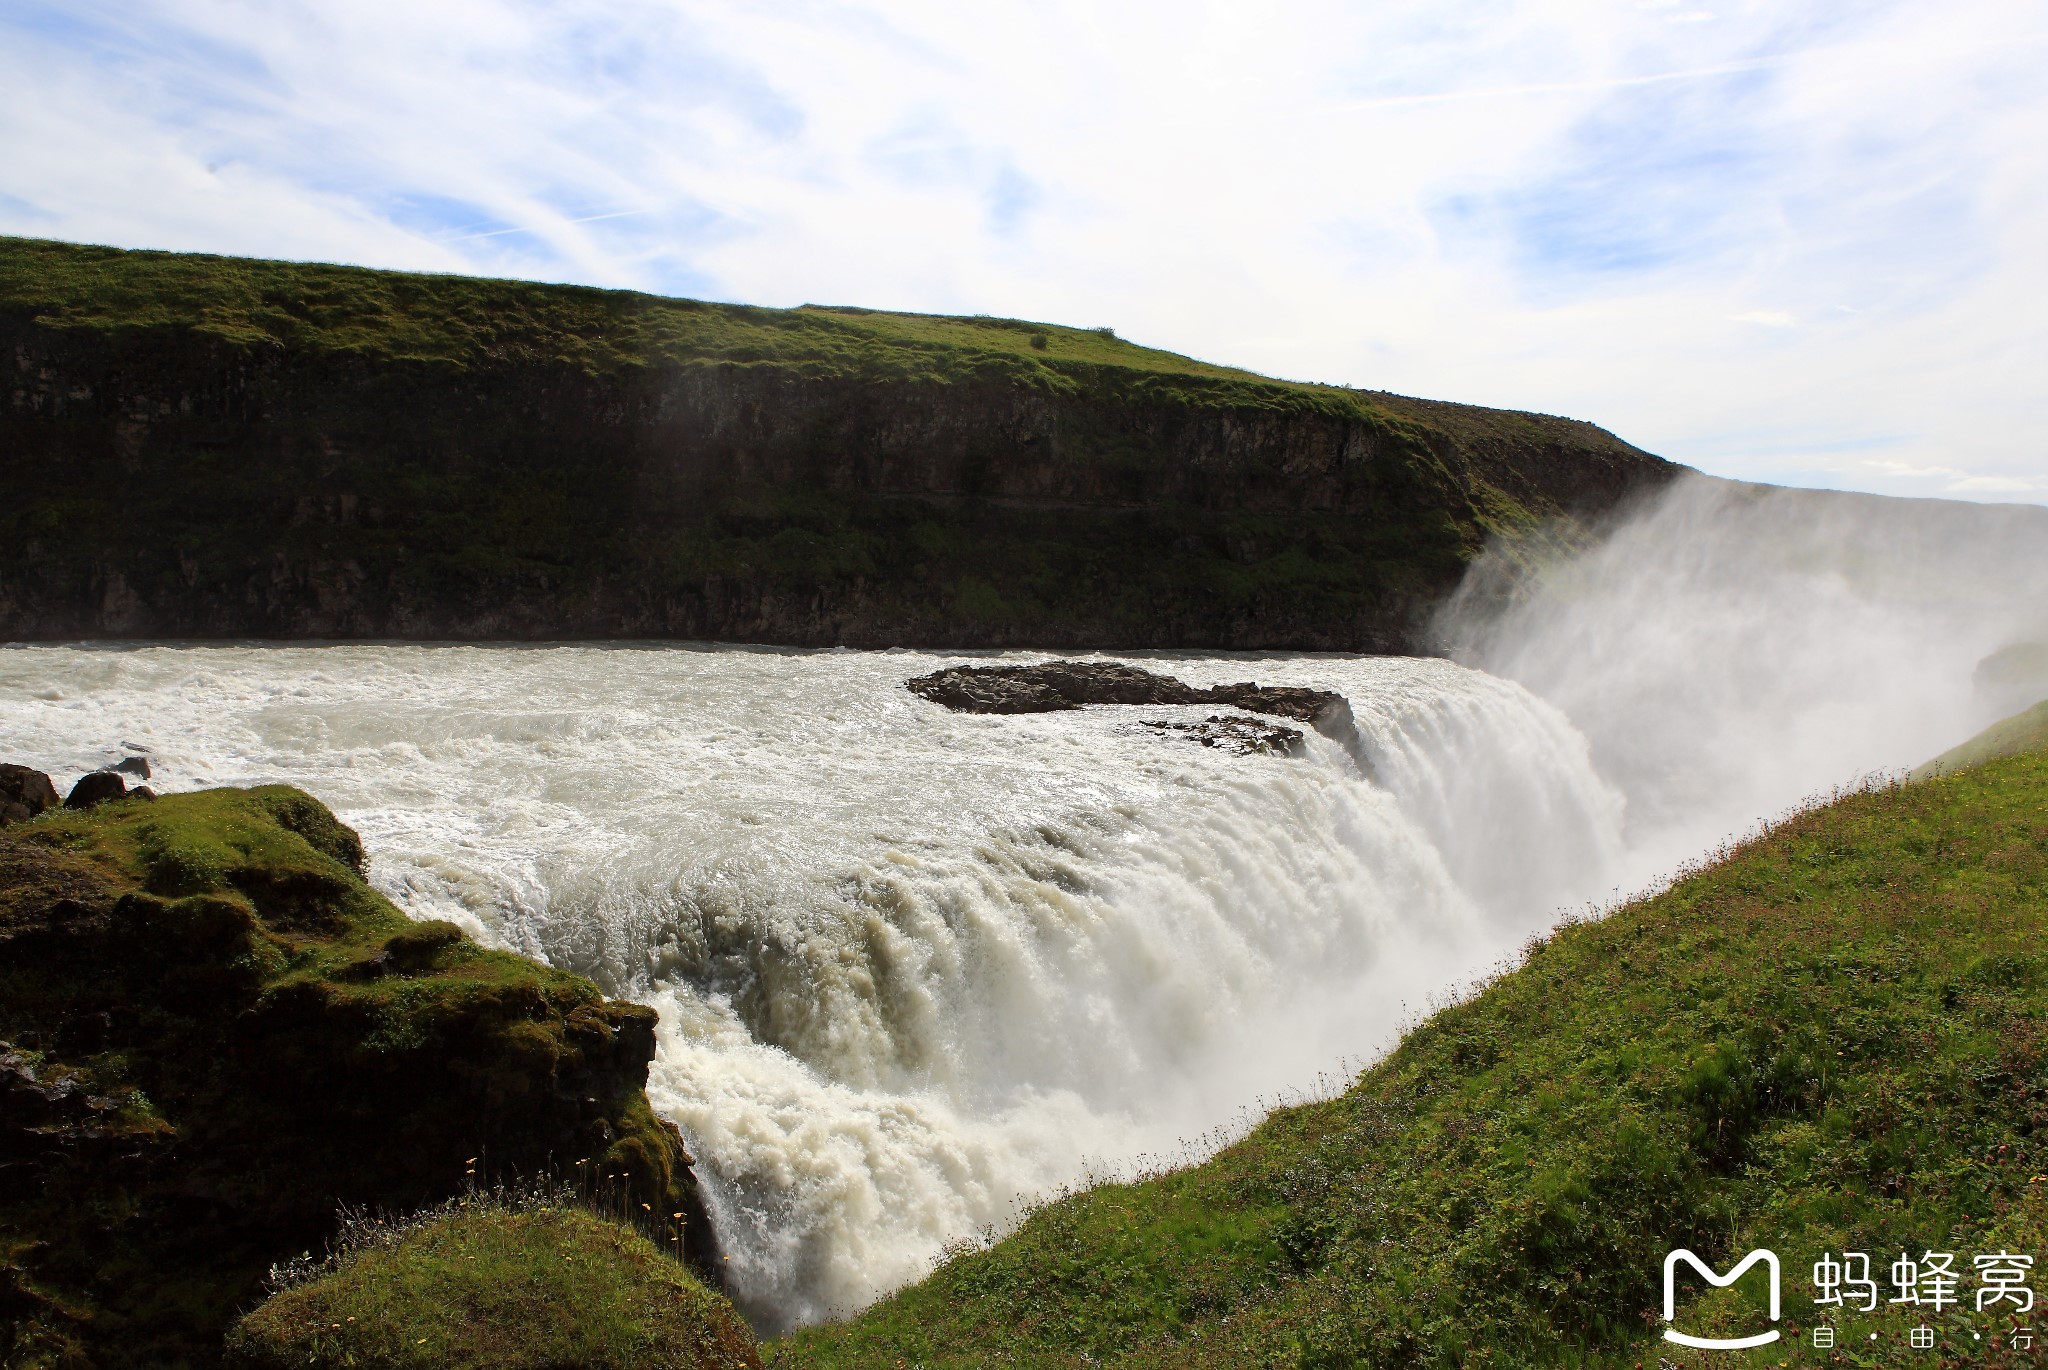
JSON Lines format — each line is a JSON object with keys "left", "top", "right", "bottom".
{"left": 0, "top": 783, "right": 718, "bottom": 1369}
{"left": 0, "top": 236, "right": 1678, "bottom": 648}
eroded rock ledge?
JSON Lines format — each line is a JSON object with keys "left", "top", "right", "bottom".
{"left": 905, "top": 661, "right": 1375, "bottom": 772}
{"left": 909, "top": 659, "right": 1347, "bottom": 721}
{"left": 0, "top": 778, "right": 717, "bottom": 1368}
{"left": 1138, "top": 714, "right": 1306, "bottom": 756}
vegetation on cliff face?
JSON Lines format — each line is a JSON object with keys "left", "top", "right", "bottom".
{"left": 0, "top": 236, "right": 1674, "bottom": 649}
{"left": 227, "top": 1201, "right": 759, "bottom": 1370}
{"left": 0, "top": 784, "right": 716, "bottom": 1370}
{"left": 0, "top": 235, "right": 1311, "bottom": 391}
{"left": 775, "top": 730, "right": 2048, "bottom": 1367}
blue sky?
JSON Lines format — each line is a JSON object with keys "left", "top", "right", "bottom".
{"left": 3, "top": 0, "right": 2044, "bottom": 501}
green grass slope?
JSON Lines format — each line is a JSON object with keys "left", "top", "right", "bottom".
{"left": 0, "top": 236, "right": 1673, "bottom": 649}
{"left": 1918, "top": 700, "right": 2048, "bottom": 779}
{"left": 227, "top": 1202, "right": 759, "bottom": 1370}
{"left": 776, "top": 750, "right": 2048, "bottom": 1367}
{"left": 0, "top": 235, "right": 1576, "bottom": 422}
{"left": 0, "top": 786, "right": 712, "bottom": 1369}
{"left": 0, "top": 234, "right": 1300, "bottom": 393}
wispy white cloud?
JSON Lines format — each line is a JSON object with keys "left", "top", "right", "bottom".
{"left": 1950, "top": 474, "right": 2047, "bottom": 494}
{"left": 1335, "top": 56, "right": 1787, "bottom": 112}
{"left": 0, "top": 0, "right": 2043, "bottom": 503}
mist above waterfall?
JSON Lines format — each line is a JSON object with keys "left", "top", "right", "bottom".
{"left": 1437, "top": 473, "right": 2048, "bottom": 887}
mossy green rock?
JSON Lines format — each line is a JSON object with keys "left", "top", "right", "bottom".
{"left": 0, "top": 236, "right": 1675, "bottom": 649}
{"left": 0, "top": 786, "right": 710, "bottom": 1369}
{"left": 227, "top": 1206, "right": 758, "bottom": 1370}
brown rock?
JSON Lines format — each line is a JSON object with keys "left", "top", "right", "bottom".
{"left": 906, "top": 660, "right": 1350, "bottom": 728}
{"left": 1207, "top": 682, "right": 1350, "bottom": 727}
{"left": 63, "top": 771, "right": 126, "bottom": 809}
{"left": 907, "top": 660, "right": 1373, "bottom": 774}
{"left": 1140, "top": 714, "right": 1307, "bottom": 757}
{"left": 0, "top": 765, "right": 61, "bottom": 825}
{"left": 906, "top": 661, "right": 1205, "bottom": 713}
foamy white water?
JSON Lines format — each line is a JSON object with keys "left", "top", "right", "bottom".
{"left": 0, "top": 645, "right": 1623, "bottom": 1327}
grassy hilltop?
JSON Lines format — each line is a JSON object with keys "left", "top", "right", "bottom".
{"left": 1, "top": 236, "right": 1313, "bottom": 388}
{"left": 0, "top": 235, "right": 1634, "bottom": 439}
{"left": 775, "top": 714, "right": 2048, "bottom": 1368}
{"left": 228, "top": 1203, "right": 759, "bottom": 1370}
{"left": 0, "top": 236, "right": 1673, "bottom": 648}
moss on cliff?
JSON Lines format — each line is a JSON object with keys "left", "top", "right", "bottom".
{"left": 776, "top": 746, "right": 2048, "bottom": 1367}
{"left": 227, "top": 1203, "right": 758, "bottom": 1370}
{"left": 0, "top": 236, "right": 1674, "bottom": 649}
{"left": 0, "top": 785, "right": 711, "bottom": 1369}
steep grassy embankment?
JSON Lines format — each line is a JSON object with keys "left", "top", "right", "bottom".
{"left": 227, "top": 1202, "right": 760, "bottom": 1370}
{"left": 0, "top": 236, "right": 1675, "bottom": 648}
{"left": 776, "top": 738, "right": 2048, "bottom": 1367}
{"left": 0, "top": 786, "right": 724, "bottom": 1369}
{"left": 1919, "top": 700, "right": 2048, "bottom": 779}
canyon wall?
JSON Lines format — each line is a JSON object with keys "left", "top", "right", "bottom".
{"left": 0, "top": 237, "right": 1678, "bottom": 648}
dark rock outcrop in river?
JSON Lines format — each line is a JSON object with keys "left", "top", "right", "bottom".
{"left": 908, "top": 660, "right": 1380, "bottom": 773}
{"left": 0, "top": 236, "right": 1679, "bottom": 650}
{"left": 908, "top": 659, "right": 1349, "bottom": 723}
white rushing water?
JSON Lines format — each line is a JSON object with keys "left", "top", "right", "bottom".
{"left": 0, "top": 646, "right": 1624, "bottom": 1328}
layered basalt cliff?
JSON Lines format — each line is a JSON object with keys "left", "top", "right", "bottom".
{"left": 0, "top": 237, "right": 1678, "bottom": 648}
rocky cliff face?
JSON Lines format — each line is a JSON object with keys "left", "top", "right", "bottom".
{"left": 0, "top": 782, "right": 714, "bottom": 1369}
{"left": 0, "top": 238, "right": 1679, "bottom": 649}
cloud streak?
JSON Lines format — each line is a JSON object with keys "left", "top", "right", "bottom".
{"left": 1339, "top": 56, "right": 1788, "bottom": 111}
{"left": 1, "top": 0, "right": 2042, "bottom": 502}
